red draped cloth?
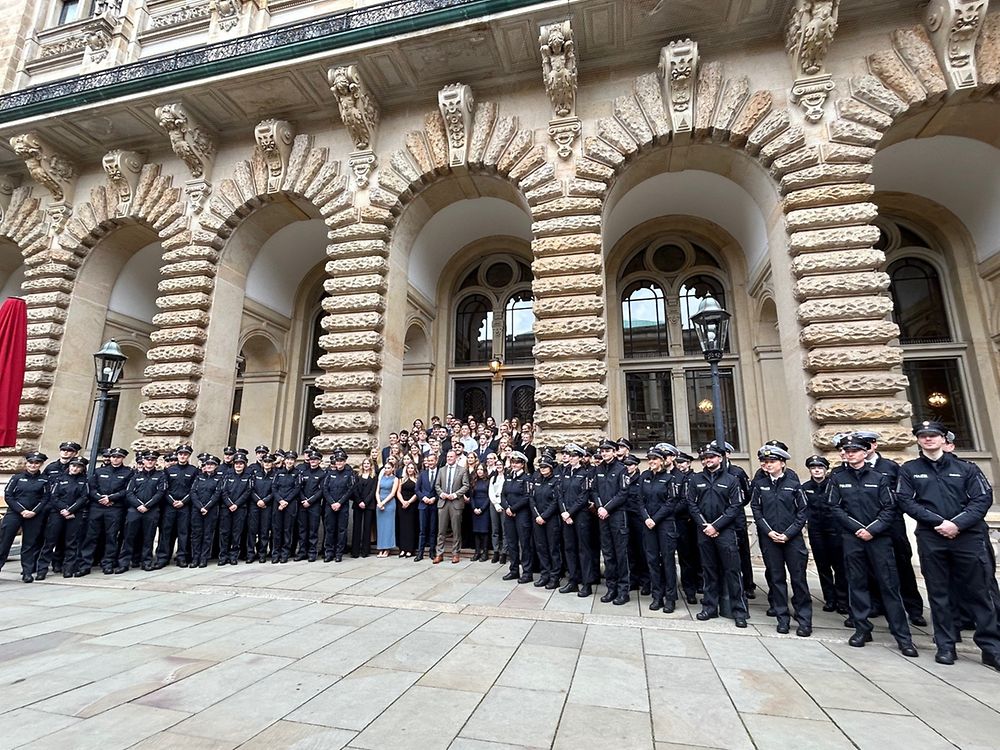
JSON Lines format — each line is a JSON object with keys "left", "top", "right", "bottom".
{"left": 0, "top": 297, "right": 27, "bottom": 448}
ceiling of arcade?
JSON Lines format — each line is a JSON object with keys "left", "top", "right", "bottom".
{"left": 0, "top": 0, "right": 922, "bottom": 173}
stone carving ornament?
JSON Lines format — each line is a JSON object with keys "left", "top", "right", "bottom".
{"left": 328, "top": 65, "right": 381, "bottom": 188}
{"left": 211, "top": 0, "right": 242, "bottom": 32}
{"left": 254, "top": 119, "right": 294, "bottom": 193}
{"left": 786, "top": 1, "right": 840, "bottom": 122}
{"left": 540, "top": 21, "right": 577, "bottom": 118}
{"left": 659, "top": 39, "right": 698, "bottom": 136}
{"left": 155, "top": 102, "right": 215, "bottom": 179}
{"left": 9, "top": 132, "right": 75, "bottom": 202}
{"left": 925, "top": 0, "right": 989, "bottom": 91}
{"left": 102, "top": 149, "right": 145, "bottom": 215}
{"left": 438, "top": 83, "right": 475, "bottom": 168}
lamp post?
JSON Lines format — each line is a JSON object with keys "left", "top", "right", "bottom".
{"left": 87, "top": 339, "right": 127, "bottom": 475}
{"left": 691, "top": 296, "right": 732, "bottom": 451}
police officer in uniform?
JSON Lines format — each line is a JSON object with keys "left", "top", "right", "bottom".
{"left": 558, "top": 443, "right": 595, "bottom": 598}
{"left": 0, "top": 452, "right": 50, "bottom": 582}
{"left": 501, "top": 451, "right": 534, "bottom": 583}
{"left": 640, "top": 447, "right": 679, "bottom": 612}
{"left": 323, "top": 449, "right": 355, "bottom": 562}
{"left": 42, "top": 441, "right": 81, "bottom": 574}
{"left": 828, "top": 434, "right": 917, "bottom": 656}
{"left": 595, "top": 439, "right": 630, "bottom": 605}
{"left": 190, "top": 455, "right": 222, "bottom": 567}
{"left": 750, "top": 445, "right": 812, "bottom": 636}
{"left": 531, "top": 453, "right": 563, "bottom": 590}
{"left": 714, "top": 441, "right": 757, "bottom": 600}
{"left": 897, "top": 421, "right": 1000, "bottom": 670}
{"left": 156, "top": 444, "right": 199, "bottom": 568}
{"left": 248, "top": 453, "right": 275, "bottom": 563}
{"left": 295, "top": 450, "right": 325, "bottom": 561}
{"left": 78, "top": 447, "right": 133, "bottom": 575}
{"left": 801, "top": 455, "right": 848, "bottom": 614}
{"left": 624, "top": 444, "right": 651, "bottom": 597}
{"left": 271, "top": 451, "right": 300, "bottom": 563}
{"left": 117, "top": 452, "right": 166, "bottom": 573}
{"left": 219, "top": 453, "right": 252, "bottom": 564}
{"left": 38, "top": 456, "right": 89, "bottom": 579}
{"left": 687, "top": 444, "right": 748, "bottom": 627}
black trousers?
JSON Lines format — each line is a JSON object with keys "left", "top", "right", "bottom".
{"left": 323, "top": 505, "right": 350, "bottom": 558}
{"left": 697, "top": 526, "right": 747, "bottom": 618}
{"left": 248, "top": 504, "right": 272, "bottom": 559}
{"left": 297, "top": 502, "right": 321, "bottom": 558}
{"left": 351, "top": 507, "right": 374, "bottom": 558}
{"left": 600, "top": 511, "right": 630, "bottom": 593}
{"left": 760, "top": 534, "right": 812, "bottom": 627}
{"left": 417, "top": 501, "right": 438, "bottom": 554}
{"left": 0, "top": 511, "right": 45, "bottom": 576}
{"left": 626, "top": 509, "right": 650, "bottom": 589}
{"left": 734, "top": 513, "right": 756, "bottom": 592}
{"left": 562, "top": 511, "right": 594, "bottom": 585}
{"left": 915, "top": 527, "right": 1000, "bottom": 656}
{"left": 79, "top": 504, "right": 122, "bottom": 571}
{"left": 843, "top": 533, "right": 912, "bottom": 644}
{"left": 643, "top": 521, "right": 678, "bottom": 604}
{"left": 219, "top": 506, "right": 247, "bottom": 562}
{"left": 504, "top": 511, "right": 533, "bottom": 576}
{"left": 119, "top": 509, "right": 159, "bottom": 568}
{"left": 889, "top": 520, "right": 924, "bottom": 619}
{"left": 156, "top": 503, "right": 191, "bottom": 565}
{"left": 190, "top": 506, "right": 218, "bottom": 564}
{"left": 808, "top": 522, "right": 848, "bottom": 608}
{"left": 676, "top": 514, "right": 701, "bottom": 597}
{"left": 38, "top": 512, "right": 82, "bottom": 575}
{"left": 271, "top": 503, "right": 296, "bottom": 560}
{"left": 532, "top": 517, "right": 561, "bottom": 582}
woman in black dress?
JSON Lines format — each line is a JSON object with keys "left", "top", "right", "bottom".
{"left": 396, "top": 462, "right": 420, "bottom": 557}
{"left": 351, "top": 458, "right": 377, "bottom": 558}
{"left": 470, "top": 463, "right": 492, "bottom": 561}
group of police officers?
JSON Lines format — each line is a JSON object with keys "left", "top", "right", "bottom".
{"left": 2, "top": 418, "right": 999, "bottom": 672}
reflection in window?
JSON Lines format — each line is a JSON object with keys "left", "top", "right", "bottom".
{"left": 58, "top": 0, "right": 81, "bottom": 24}
{"left": 625, "top": 372, "right": 675, "bottom": 449}
{"left": 685, "top": 368, "right": 739, "bottom": 451}
{"left": 622, "top": 281, "right": 668, "bottom": 358}
{"left": 455, "top": 294, "right": 493, "bottom": 365}
{"left": 888, "top": 258, "right": 951, "bottom": 344}
{"left": 903, "top": 359, "right": 973, "bottom": 450}
{"left": 679, "top": 276, "right": 728, "bottom": 355}
{"left": 504, "top": 291, "right": 534, "bottom": 364}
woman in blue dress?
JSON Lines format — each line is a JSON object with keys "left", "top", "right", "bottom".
{"left": 470, "top": 463, "right": 492, "bottom": 561}
{"left": 375, "top": 459, "right": 399, "bottom": 557}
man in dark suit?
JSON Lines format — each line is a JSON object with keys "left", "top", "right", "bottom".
{"left": 434, "top": 449, "right": 470, "bottom": 564}
{"left": 415, "top": 451, "right": 440, "bottom": 562}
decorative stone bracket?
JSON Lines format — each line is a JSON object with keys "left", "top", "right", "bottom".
{"left": 659, "top": 38, "right": 698, "bottom": 140}
{"left": 9, "top": 131, "right": 76, "bottom": 231}
{"left": 438, "top": 82, "right": 475, "bottom": 167}
{"left": 925, "top": 0, "right": 990, "bottom": 92}
{"left": 102, "top": 149, "right": 146, "bottom": 216}
{"left": 540, "top": 20, "right": 580, "bottom": 159}
{"left": 786, "top": 1, "right": 840, "bottom": 122}
{"left": 329, "top": 64, "right": 381, "bottom": 188}
{"left": 155, "top": 102, "right": 216, "bottom": 213}
{"left": 210, "top": 0, "right": 243, "bottom": 33}
{"left": 254, "top": 119, "right": 294, "bottom": 193}
{"left": 0, "top": 174, "right": 21, "bottom": 223}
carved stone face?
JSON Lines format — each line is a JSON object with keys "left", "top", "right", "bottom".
{"left": 547, "top": 28, "right": 564, "bottom": 52}
{"left": 332, "top": 71, "right": 351, "bottom": 95}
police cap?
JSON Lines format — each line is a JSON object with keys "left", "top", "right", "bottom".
{"left": 24, "top": 451, "right": 47, "bottom": 463}
{"left": 804, "top": 454, "right": 830, "bottom": 469}
{"left": 109, "top": 448, "right": 129, "bottom": 458}
{"left": 623, "top": 453, "right": 641, "bottom": 466}
{"left": 913, "top": 420, "right": 947, "bottom": 437}
{"left": 59, "top": 441, "right": 81, "bottom": 452}
{"left": 757, "top": 445, "right": 791, "bottom": 462}
{"left": 598, "top": 439, "right": 618, "bottom": 451}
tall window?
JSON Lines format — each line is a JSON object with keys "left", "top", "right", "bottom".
{"left": 58, "top": 0, "right": 81, "bottom": 24}
{"left": 622, "top": 282, "right": 668, "bottom": 358}
{"left": 504, "top": 291, "right": 534, "bottom": 364}
{"left": 616, "top": 235, "right": 740, "bottom": 451}
{"left": 455, "top": 294, "right": 493, "bottom": 366}
{"left": 881, "top": 217, "right": 975, "bottom": 449}
{"left": 453, "top": 256, "right": 534, "bottom": 367}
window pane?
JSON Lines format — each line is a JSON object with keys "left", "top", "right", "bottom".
{"left": 625, "top": 372, "right": 675, "bottom": 450}
{"left": 679, "top": 276, "right": 728, "bottom": 355}
{"left": 228, "top": 388, "right": 243, "bottom": 448}
{"left": 888, "top": 258, "right": 951, "bottom": 344}
{"left": 59, "top": 0, "right": 81, "bottom": 24}
{"left": 455, "top": 294, "right": 493, "bottom": 365}
{"left": 685, "top": 368, "right": 739, "bottom": 451}
{"left": 309, "top": 309, "right": 325, "bottom": 374}
{"left": 302, "top": 385, "right": 321, "bottom": 448}
{"left": 622, "top": 281, "right": 668, "bottom": 358}
{"left": 903, "top": 358, "right": 974, "bottom": 450}
{"left": 504, "top": 291, "right": 534, "bottom": 364}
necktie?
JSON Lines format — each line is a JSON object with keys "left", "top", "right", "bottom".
{"left": 448, "top": 467, "right": 454, "bottom": 489}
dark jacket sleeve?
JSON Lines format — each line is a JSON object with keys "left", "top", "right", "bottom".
{"left": 952, "top": 467, "right": 994, "bottom": 531}
{"left": 895, "top": 468, "right": 945, "bottom": 526}
{"left": 686, "top": 481, "right": 706, "bottom": 526}
{"left": 784, "top": 488, "right": 808, "bottom": 538}
{"left": 125, "top": 476, "right": 142, "bottom": 509}
{"left": 828, "top": 482, "right": 863, "bottom": 533}
{"left": 603, "top": 468, "right": 629, "bottom": 513}
{"left": 714, "top": 481, "right": 743, "bottom": 530}
{"left": 749, "top": 484, "right": 770, "bottom": 533}
{"left": 868, "top": 477, "right": 896, "bottom": 536}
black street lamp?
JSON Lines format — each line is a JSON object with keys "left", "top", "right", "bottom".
{"left": 691, "top": 296, "right": 732, "bottom": 451}
{"left": 87, "top": 339, "right": 127, "bottom": 474}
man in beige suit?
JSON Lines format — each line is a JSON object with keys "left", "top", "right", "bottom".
{"left": 434, "top": 449, "right": 470, "bottom": 563}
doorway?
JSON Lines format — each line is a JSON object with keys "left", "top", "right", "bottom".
{"left": 504, "top": 378, "right": 535, "bottom": 423}
{"left": 454, "top": 378, "right": 492, "bottom": 421}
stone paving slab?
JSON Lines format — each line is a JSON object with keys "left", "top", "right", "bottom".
{"left": 0, "top": 559, "right": 999, "bottom": 749}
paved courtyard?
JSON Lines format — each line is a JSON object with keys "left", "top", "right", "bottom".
{"left": 1, "top": 556, "right": 999, "bottom": 750}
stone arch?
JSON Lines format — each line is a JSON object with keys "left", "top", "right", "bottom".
{"left": 319, "top": 99, "right": 597, "bottom": 450}
{"left": 813, "top": 11, "right": 1000, "bottom": 451}
{"left": 135, "top": 133, "right": 347, "bottom": 451}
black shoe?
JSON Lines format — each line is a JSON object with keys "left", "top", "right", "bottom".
{"left": 640, "top": 584, "right": 651, "bottom": 596}
{"left": 836, "top": 605, "right": 850, "bottom": 615}
{"left": 199, "top": 562, "right": 208, "bottom": 568}
{"left": 502, "top": 571, "right": 518, "bottom": 581}
{"left": 796, "top": 626, "right": 812, "bottom": 637}
{"left": 600, "top": 590, "right": 616, "bottom": 604}
{"left": 686, "top": 594, "right": 698, "bottom": 605}
{"left": 259, "top": 557, "right": 267, "bottom": 564}
{"left": 777, "top": 621, "right": 790, "bottom": 634}
{"left": 499, "top": 553, "right": 508, "bottom": 565}
{"left": 101, "top": 568, "right": 113, "bottom": 575}
{"left": 294, "top": 555, "right": 307, "bottom": 562}
{"left": 734, "top": 618, "right": 748, "bottom": 628}
{"left": 981, "top": 652, "right": 1000, "bottom": 672}
{"left": 822, "top": 602, "right": 837, "bottom": 612}
{"left": 74, "top": 568, "right": 90, "bottom": 577}
{"left": 649, "top": 599, "right": 662, "bottom": 612}
{"left": 35, "top": 570, "right": 47, "bottom": 581}
{"left": 545, "top": 579, "right": 560, "bottom": 590}
{"left": 910, "top": 615, "right": 928, "bottom": 627}
{"left": 899, "top": 643, "right": 919, "bottom": 658}
{"left": 335, "top": 555, "right": 343, "bottom": 562}
{"left": 746, "top": 589, "right": 756, "bottom": 600}
{"left": 559, "top": 582, "right": 579, "bottom": 594}
{"left": 62, "top": 571, "right": 73, "bottom": 578}
{"left": 280, "top": 557, "right": 289, "bottom": 564}
{"left": 662, "top": 600, "right": 675, "bottom": 614}
{"left": 217, "top": 560, "right": 227, "bottom": 566}
{"left": 21, "top": 574, "right": 33, "bottom": 583}
{"left": 51, "top": 566, "right": 61, "bottom": 574}
{"left": 141, "top": 563, "right": 153, "bottom": 572}
{"left": 696, "top": 610, "right": 718, "bottom": 621}
{"left": 414, "top": 551, "right": 424, "bottom": 562}
{"left": 766, "top": 608, "right": 777, "bottom": 617}
{"left": 113, "top": 566, "right": 128, "bottom": 574}
{"left": 324, "top": 556, "right": 334, "bottom": 563}
{"left": 518, "top": 575, "right": 533, "bottom": 584}
{"left": 843, "top": 617, "right": 856, "bottom": 628}
{"left": 271, "top": 558, "right": 280, "bottom": 564}
{"left": 177, "top": 561, "right": 188, "bottom": 568}
{"left": 534, "top": 577, "right": 548, "bottom": 588}
{"left": 308, "top": 556, "right": 317, "bottom": 563}
{"left": 153, "top": 562, "right": 167, "bottom": 570}
{"left": 577, "top": 585, "right": 592, "bottom": 598}
{"left": 848, "top": 631, "right": 873, "bottom": 647}
{"left": 491, "top": 551, "right": 500, "bottom": 564}
{"left": 935, "top": 649, "right": 957, "bottom": 665}
{"left": 613, "top": 593, "right": 630, "bottom": 606}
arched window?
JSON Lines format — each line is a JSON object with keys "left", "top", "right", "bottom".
{"left": 679, "top": 275, "right": 728, "bottom": 355}
{"left": 455, "top": 294, "right": 493, "bottom": 365}
{"left": 621, "top": 281, "right": 668, "bottom": 358}
{"left": 887, "top": 257, "right": 951, "bottom": 344}
{"left": 308, "top": 308, "right": 325, "bottom": 373}
{"left": 504, "top": 291, "right": 534, "bottom": 364}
